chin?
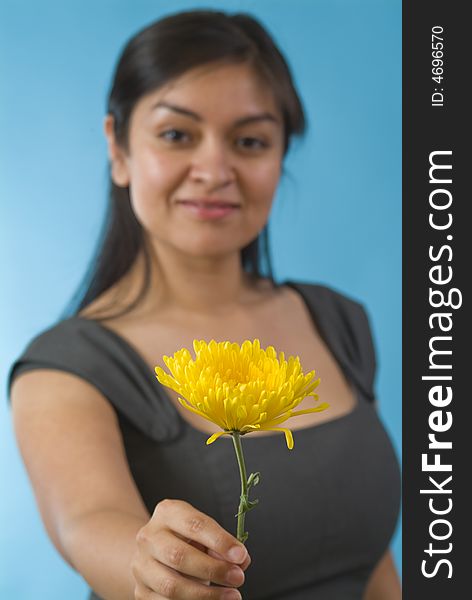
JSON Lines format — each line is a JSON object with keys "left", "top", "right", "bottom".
{"left": 183, "top": 245, "right": 241, "bottom": 258}
{"left": 175, "top": 232, "right": 247, "bottom": 253}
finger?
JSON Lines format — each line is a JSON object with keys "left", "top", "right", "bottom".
{"left": 139, "top": 557, "right": 242, "bottom": 599}
{"left": 188, "top": 542, "right": 249, "bottom": 579}
{"left": 151, "top": 529, "right": 245, "bottom": 588}
{"left": 207, "top": 548, "right": 251, "bottom": 572}
{"left": 153, "top": 500, "right": 249, "bottom": 566}
{"left": 188, "top": 539, "right": 208, "bottom": 553}
{"left": 134, "top": 581, "right": 153, "bottom": 599}
{"left": 188, "top": 541, "right": 210, "bottom": 585}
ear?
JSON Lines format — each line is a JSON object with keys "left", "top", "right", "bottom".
{"left": 104, "top": 115, "right": 130, "bottom": 187}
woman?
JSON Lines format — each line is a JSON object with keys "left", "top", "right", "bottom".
{"left": 8, "top": 10, "right": 401, "bottom": 600}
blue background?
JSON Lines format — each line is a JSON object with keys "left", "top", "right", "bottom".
{"left": 0, "top": 1, "right": 401, "bottom": 597}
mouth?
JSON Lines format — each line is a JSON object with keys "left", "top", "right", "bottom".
{"left": 177, "top": 199, "right": 240, "bottom": 208}
{"left": 177, "top": 200, "right": 240, "bottom": 220}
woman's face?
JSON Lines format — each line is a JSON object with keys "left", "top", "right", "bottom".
{"left": 107, "top": 62, "right": 285, "bottom": 258}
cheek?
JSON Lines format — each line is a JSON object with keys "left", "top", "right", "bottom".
{"left": 128, "top": 153, "right": 188, "bottom": 225}
{"left": 133, "top": 152, "right": 184, "bottom": 196}
{"left": 245, "top": 160, "right": 282, "bottom": 205}
{"left": 127, "top": 153, "right": 185, "bottom": 231}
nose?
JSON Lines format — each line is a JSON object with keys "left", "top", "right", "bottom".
{"left": 188, "top": 136, "right": 235, "bottom": 189}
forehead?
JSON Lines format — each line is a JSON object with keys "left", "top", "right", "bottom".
{"left": 135, "top": 62, "right": 281, "bottom": 123}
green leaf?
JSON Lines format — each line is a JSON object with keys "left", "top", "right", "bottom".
{"left": 247, "top": 471, "right": 261, "bottom": 488}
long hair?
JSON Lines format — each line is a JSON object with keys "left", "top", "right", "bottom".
{"left": 63, "top": 10, "right": 306, "bottom": 320}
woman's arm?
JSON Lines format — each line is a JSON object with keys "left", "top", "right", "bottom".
{"left": 11, "top": 370, "right": 150, "bottom": 600}
{"left": 11, "top": 370, "right": 249, "bottom": 600}
{"left": 363, "top": 549, "right": 401, "bottom": 600}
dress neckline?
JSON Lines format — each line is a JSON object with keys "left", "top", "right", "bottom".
{"left": 72, "top": 280, "right": 365, "bottom": 438}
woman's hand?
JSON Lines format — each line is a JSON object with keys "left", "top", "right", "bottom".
{"left": 131, "top": 499, "right": 251, "bottom": 599}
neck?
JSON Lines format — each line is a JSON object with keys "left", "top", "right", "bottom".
{"left": 119, "top": 243, "right": 271, "bottom": 321}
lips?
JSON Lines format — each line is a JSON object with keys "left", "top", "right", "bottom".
{"left": 178, "top": 199, "right": 240, "bottom": 208}
{"left": 177, "top": 200, "right": 240, "bottom": 220}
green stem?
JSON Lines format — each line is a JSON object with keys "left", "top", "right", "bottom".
{"left": 231, "top": 432, "right": 248, "bottom": 543}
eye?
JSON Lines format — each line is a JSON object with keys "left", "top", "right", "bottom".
{"left": 235, "top": 136, "right": 269, "bottom": 151}
{"left": 159, "top": 129, "right": 191, "bottom": 143}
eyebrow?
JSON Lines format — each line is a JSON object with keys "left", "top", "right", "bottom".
{"left": 152, "top": 101, "right": 280, "bottom": 127}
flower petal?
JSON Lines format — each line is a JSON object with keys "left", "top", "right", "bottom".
{"left": 259, "top": 427, "right": 295, "bottom": 450}
{"left": 206, "top": 431, "right": 229, "bottom": 445}
{"left": 177, "top": 397, "right": 225, "bottom": 426}
{"left": 155, "top": 338, "right": 325, "bottom": 450}
{"left": 289, "top": 403, "right": 330, "bottom": 417}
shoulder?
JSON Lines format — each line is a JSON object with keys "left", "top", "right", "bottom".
{"left": 8, "top": 315, "right": 182, "bottom": 442}
{"left": 9, "top": 319, "right": 119, "bottom": 448}
{"left": 283, "top": 279, "right": 377, "bottom": 400}
{"left": 8, "top": 317, "right": 95, "bottom": 388}
{"left": 16, "top": 316, "right": 89, "bottom": 353}
{"left": 283, "top": 279, "right": 374, "bottom": 333}
{"left": 7, "top": 316, "right": 125, "bottom": 413}
{"left": 7, "top": 318, "right": 94, "bottom": 413}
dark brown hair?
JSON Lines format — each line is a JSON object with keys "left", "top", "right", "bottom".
{"left": 64, "top": 9, "right": 306, "bottom": 320}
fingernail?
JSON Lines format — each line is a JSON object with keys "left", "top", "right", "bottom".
{"left": 223, "top": 590, "right": 241, "bottom": 600}
{"left": 226, "top": 566, "right": 244, "bottom": 586}
{"left": 227, "top": 545, "right": 247, "bottom": 563}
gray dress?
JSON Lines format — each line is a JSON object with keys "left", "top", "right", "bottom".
{"left": 7, "top": 281, "right": 401, "bottom": 599}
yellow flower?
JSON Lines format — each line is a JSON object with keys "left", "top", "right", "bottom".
{"left": 155, "top": 339, "right": 329, "bottom": 449}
